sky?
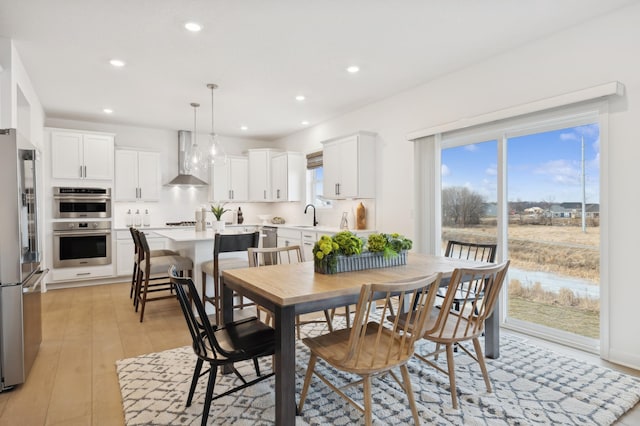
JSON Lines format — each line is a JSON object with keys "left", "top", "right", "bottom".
{"left": 441, "top": 123, "right": 600, "bottom": 204}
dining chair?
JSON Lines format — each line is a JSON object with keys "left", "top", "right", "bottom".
{"left": 201, "top": 231, "right": 260, "bottom": 324}
{"left": 168, "top": 267, "right": 275, "bottom": 426}
{"left": 298, "top": 273, "right": 442, "bottom": 426}
{"left": 128, "top": 227, "right": 177, "bottom": 303}
{"left": 415, "top": 260, "right": 510, "bottom": 409}
{"left": 438, "top": 240, "right": 497, "bottom": 311}
{"left": 248, "top": 245, "right": 337, "bottom": 339}
{"left": 135, "top": 230, "right": 193, "bottom": 322}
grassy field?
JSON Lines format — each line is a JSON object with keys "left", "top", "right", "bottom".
{"left": 443, "top": 224, "right": 600, "bottom": 338}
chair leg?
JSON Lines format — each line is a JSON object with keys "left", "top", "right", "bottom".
{"left": 472, "top": 337, "right": 492, "bottom": 393}
{"left": 298, "top": 353, "right": 317, "bottom": 413}
{"left": 363, "top": 375, "right": 373, "bottom": 426}
{"left": 296, "top": 315, "right": 302, "bottom": 340}
{"left": 187, "top": 358, "right": 204, "bottom": 407}
{"left": 253, "top": 357, "right": 261, "bottom": 377}
{"left": 139, "top": 272, "right": 149, "bottom": 322}
{"left": 201, "top": 363, "right": 218, "bottom": 426}
{"left": 323, "top": 310, "right": 334, "bottom": 332}
{"left": 345, "top": 305, "right": 351, "bottom": 328}
{"left": 130, "top": 260, "right": 138, "bottom": 300}
{"left": 445, "top": 343, "right": 458, "bottom": 409}
{"left": 400, "top": 364, "right": 420, "bottom": 425}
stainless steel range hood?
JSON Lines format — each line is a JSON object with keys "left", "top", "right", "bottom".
{"left": 167, "top": 130, "right": 208, "bottom": 187}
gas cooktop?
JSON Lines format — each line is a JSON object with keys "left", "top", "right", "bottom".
{"left": 165, "top": 221, "right": 198, "bottom": 227}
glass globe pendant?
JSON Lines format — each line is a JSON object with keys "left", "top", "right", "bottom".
{"left": 207, "top": 83, "right": 226, "bottom": 165}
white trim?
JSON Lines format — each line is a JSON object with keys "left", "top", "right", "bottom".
{"left": 598, "top": 103, "right": 610, "bottom": 362}
{"left": 502, "top": 318, "right": 599, "bottom": 355}
{"left": 407, "top": 81, "right": 624, "bottom": 141}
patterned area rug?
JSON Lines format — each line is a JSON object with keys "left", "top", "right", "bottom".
{"left": 116, "top": 323, "right": 640, "bottom": 425}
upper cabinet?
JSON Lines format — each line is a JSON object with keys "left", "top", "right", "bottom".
{"left": 114, "top": 149, "right": 161, "bottom": 201}
{"left": 51, "top": 130, "right": 114, "bottom": 180}
{"left": 209, "top": 156, "right": 249, "bottom": 202}
{"left": 248, "top": 149, "right": 275, "bottom": 201}
{"left": 322, "top": 131, "right": 376, "bottom": 199}
{"left": 271, "top": 152, "right": 305, "bottom": 202}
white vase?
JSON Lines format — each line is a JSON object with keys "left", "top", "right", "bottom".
{"left": 212, "top": 220, "right": 225, "bottom": 232}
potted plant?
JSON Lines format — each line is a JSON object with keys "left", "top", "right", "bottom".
{"left": 210, "top": 203, "right": 230, "bottom": 232}
{"left": 313, "top": 231, "right": 412, "bottom": 274}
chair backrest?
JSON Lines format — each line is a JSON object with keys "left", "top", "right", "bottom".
{"left": 129, "top": 226, "right": 140, "bottom": 256}
{"left": 247, "top": 245, "right": 305, "bottom": 267}
{"left": 212, "top": 231, "right": 260, "bottom": 281}
{"left": 426, "top": 260, "right": 510, "bottom": 340}
{"left": 168, "top": 266, "right": 231, "bottom": 359}
{"left": 137, "top": 230, "right": 152, "bottom": 264}
{"left": 444, "top": 240, "right": 497, "bottom": 263}
{"left": 341, "top": 273, "right": 442, "bottom": 370}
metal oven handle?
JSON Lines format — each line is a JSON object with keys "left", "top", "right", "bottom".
{"left": 53, "top": 230, "right": 112, "bottom": 237}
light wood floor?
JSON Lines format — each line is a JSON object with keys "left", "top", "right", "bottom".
{"left": 0, "top": 281, "right": 637, "bottom": 425}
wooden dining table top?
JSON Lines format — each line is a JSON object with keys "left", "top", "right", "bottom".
{"left": 222, "top": 252, "right": 484, "bottom": 307}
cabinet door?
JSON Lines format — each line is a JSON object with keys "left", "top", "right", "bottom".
{"left": 322, "top": 141, "right": 342, "bottom": 198}
{"left": 249, "top": 150, "right": 272, "bottom": 201}
{"left": 271, "top": 154, "right": 287, "bottom": 201}
{"left": 336, "top": 135, "right": 359, "bottom": 198}
{"left": 211, "top": 161, "right": 230, "bottom": 201}
{"left": 229, "top": 157, "right": 249, "bottom": 201}
{"left": 137, "top": 151, "right": 161, "bottom": 201}
{"left": 301, "top": 231, "right": 317, "bottom": 262}
{"left": 116, "top": 239, "right": 135, "bottom": 276}
{"left": 51, "top": 132, "right": 83, "bottom": 179}
{"left": 82, "top": 134, "right": 114, "bottom": 180}
{"left": 114, "top": 150, "right": 139, "bottom": 200}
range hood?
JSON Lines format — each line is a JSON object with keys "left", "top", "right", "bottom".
{"left": 167, "top": 130, "right": 208, "bottom": 187}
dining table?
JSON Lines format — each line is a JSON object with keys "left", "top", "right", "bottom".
{"left": 221, "top": 252, "right": 500, "bottom": 426}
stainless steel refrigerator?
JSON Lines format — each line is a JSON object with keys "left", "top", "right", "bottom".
{"left": 0, "top": 128, "right": 46, "bottom": 392}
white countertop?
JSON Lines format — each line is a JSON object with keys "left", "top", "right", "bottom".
{"left": 153, "top": 228, "right": 255, "bottom": 242}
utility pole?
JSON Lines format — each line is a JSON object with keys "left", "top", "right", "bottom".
{"left": 581, "top": 136, "right": 586, "bottom": 233}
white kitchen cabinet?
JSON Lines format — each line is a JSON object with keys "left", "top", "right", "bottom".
{"left": 301, "top": 230, "right": 317, "bottom": 261}
{"left": 248, "top": 149, "right": 277, "bottom": 201}
{"left": 322, "top": 131, "right": 376, "bottom": 199}
{"left": 277, "top": 228, "right": 302, "bottom": 249}
{"left": 115, "top": 230, "right": 168, "bottom": 276}
{"left": 210, "top": 156, "right": 248, "bottom": 202}
{"left": 51, "top": 130, "right": 114, "bottom": 180}
{"left": 271, "top": 152, "right": 304, "bottom": 202}
{"left": 115, "top": 149, "right": 161, "bottom": 201}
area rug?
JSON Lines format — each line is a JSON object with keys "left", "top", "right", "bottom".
{"left": 116, "top": 324, "right": 640, "bottom": 425}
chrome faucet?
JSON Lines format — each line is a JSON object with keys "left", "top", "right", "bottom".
{"left": 304, "top": 204, "right": 318, "bottom": 227}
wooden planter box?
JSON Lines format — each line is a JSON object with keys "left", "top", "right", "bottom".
{"left": 314, "top": 251, "right": 407, "bottom": 274}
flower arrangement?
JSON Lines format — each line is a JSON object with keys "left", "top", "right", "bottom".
{"left": 210, "top": 203, "right": 230, "bottom": 221}
{"left": 313, "top": 231, "right": 412, "bottom": 274}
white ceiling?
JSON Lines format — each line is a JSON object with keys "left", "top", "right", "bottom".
{"left": 0, "top": 0, "right": 636, "bottom": 140}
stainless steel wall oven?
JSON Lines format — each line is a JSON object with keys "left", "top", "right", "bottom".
{"left": 53, "top": 187, "right": 111, "bottom": 218}
{"left": 53, "top": 221, "right": 112, "bottom": 268}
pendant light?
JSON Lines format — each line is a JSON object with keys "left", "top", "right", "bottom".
{"left": 189, "top": 102, "right": 206, "bottom": 171}
{"left": 207, "top": 83, "right": 226, "bottom": 164}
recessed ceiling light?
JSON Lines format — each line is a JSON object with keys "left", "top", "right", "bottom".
{"left": 103, "top": 108, "right": 113, "bottom": 114}
{"left": 185, "top": 22, "right": 202, "bottom": 32}
{"left": 109, "top": 59, "right": 125, "bottom": 67}
{"left": 346, "top": 65, "right": 360, "bottom": 74}
{"left": 240, "top": 126, "right": 248, "bottom": 131}
{"left": 295, "top": 95, "right": 305, "bottom": 101}
{"left": 301, "top": 121, "right": 309, "bottom": 126}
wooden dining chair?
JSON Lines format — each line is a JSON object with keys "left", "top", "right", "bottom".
{"left": 416, "top": 260, "right": 510, "bottom": 409}
{"left": 201, "top": 231, "right": 260, "bottom": 324}
{"left": 128, "top": 227, "right": 177, "bottom": 303}
{"left": 248, "top": 245, "right": 335, "bottom": 339}
{"left": 298, "top": 273, "right": 442, "bottom": 426}
{"left": 168, "top": 267, "right": 275, "bottom": 426}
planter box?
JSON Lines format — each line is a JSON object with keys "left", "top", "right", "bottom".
{"left": 315, "top": 251, "right": 407, "bottom": 274}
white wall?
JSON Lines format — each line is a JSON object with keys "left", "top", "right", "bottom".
{"left": 273, "top": 4, "right": 640, "bottom": 368}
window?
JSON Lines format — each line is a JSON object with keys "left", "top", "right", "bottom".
{"left": 306, "top": 151, "right": 331, "bottom": 207}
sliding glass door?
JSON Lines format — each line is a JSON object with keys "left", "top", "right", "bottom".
{"left": 440, "top": 116, "right": 601, "bottom": 350}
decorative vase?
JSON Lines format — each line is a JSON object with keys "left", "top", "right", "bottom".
{"left": 212, "top": 220, "right": 225, "bottom": 232}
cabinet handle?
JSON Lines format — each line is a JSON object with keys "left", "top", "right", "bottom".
{"left": 76, "top": 272, "right": 91, "bottom": 276}
{"left": 228, "top": 190, "right": 232, "bottom": 199}
{"left": 264, "top": 189, "right": 266, "bottom": 199}
{"left": 80, "top": 166, "right": 84, "bottom": 178}
{"left": 277, "top": 189, "right": 280, "bottom": 199}
{"left": 231, "top": 190, "right": 234, "bottom": 199}
{"left": 303, "top": 242, "right": 313, "bottom": 246}
{"left": 84, "top": 165, "right": 87, "bottom": 178}
{"left": 335, "top": 183, "right": 340, "bottom": 195}
{"left": 139, "top": 187, "right": 142, "bottom": 199}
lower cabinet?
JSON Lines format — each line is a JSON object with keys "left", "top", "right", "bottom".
{"left": 301, "top": 230, "right": 317, "bottom": 262}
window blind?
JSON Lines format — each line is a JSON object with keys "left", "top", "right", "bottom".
{"left": 306, "top": 150, "right": 323, "bottom": 169}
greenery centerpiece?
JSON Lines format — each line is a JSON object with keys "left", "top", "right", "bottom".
{"left": 313, "top": 231, "right": 412, "bottom": 274}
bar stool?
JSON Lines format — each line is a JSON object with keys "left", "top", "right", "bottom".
{"left": 129, "top": 227, "right": 178, "bottom": 304}
{"left": 135, "top": 230, "right": 193, "bottom": 322}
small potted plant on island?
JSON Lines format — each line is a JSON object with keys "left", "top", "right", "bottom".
{"left": 313, "top": 231, "right": 412, "bottom": 274}
{"left": 210, "top": 203, "right": 230, "bottom": 232}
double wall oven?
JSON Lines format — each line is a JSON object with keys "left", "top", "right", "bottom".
{"left": 52, "top": 187, "right": 112, "bottom": 268}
